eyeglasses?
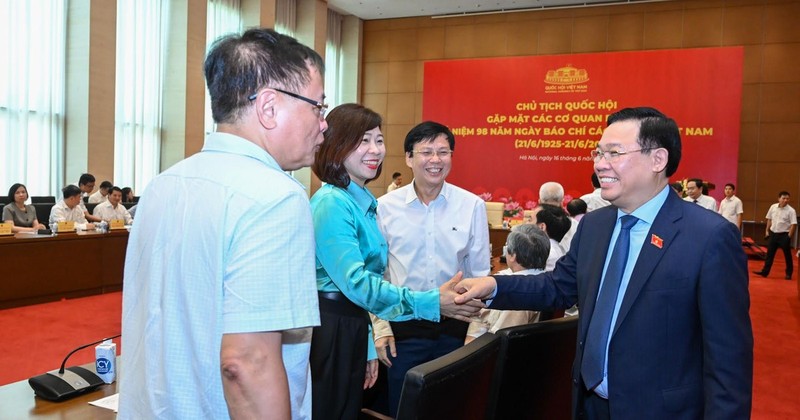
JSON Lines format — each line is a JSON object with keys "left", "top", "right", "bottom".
{"left": 248, "top": 88, "right": 328, "bottom": 119}
{"left": 590, "top": 148, "right": 653, "bottom": 163}
{"left": 412, "top": 149, "right": 453, "bottom": 159}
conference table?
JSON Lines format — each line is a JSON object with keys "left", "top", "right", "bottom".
{"left": 0, "top": 229, "right": 129, "bottom": 309}
{"left": 0, "top": 360, "right": 118, "bottom": 419}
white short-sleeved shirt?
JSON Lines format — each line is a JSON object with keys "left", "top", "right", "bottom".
{"left": 718, "top": 195, "right": 743, "bottom": 225}
{"left": 119, "top": 132, "right": 320, "bottom": 419}
{"left": 766, "top": 203, "right": 797, "bottom": 233}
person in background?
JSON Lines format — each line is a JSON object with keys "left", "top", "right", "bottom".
{"left": 718, "top": 183, "right": 743, "bottom": 232}
{"left": 539, "top": 181, "right": 577, "bottom": 252}
{"left": 76, "top": 173, "right": 102, "bottom": 223}
{"left": 386, "top": 171, "right": 402, "bottom": 193}
{"left": 670, "top": 181, "right": 684, "bottom": 196}
{"left": 121, "top": 187, "right": 134, "bottom": 203}
{"left": 683, "top": 178, "right": 717, "bottom": 211}
{"left": 309, "top": 104, "right": 481, "bottom": 420}
{"left": 753, "top": 191, "right": 796, "bottom": 280}
{"left": 119, "top": 28, "right": 326, "bottom": 419}
{"left": 533, "top": 203, "right": 571, "bottom": 271}
{"left": 88, "top": 180, "right": 113, "bottom": 204}
{"left": 375, "top": 121, "right": 490, "bottom": 417}
{"left": 579, "top": 173, "right": 611, "bottom": 212}
{"left": 2, "top": 183, "right": 45, "bottom": 232}
{"left": 93, "top": 186, "right": 134, "bottom": 224}
{"left": 466, "top": 223, "right": 549, "bottom": 342}
{"left": 49, "top": 185, "right": 95, "bottom": 231}
{"left": 567, "top": 198, "right": 588, "bottom": 222}
{"left": 454, "top": 107, "right": 752, "bottom": 418}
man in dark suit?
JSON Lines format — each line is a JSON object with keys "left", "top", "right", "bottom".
{"left": 455, "top": 107, "right": 753, "bottom": 419}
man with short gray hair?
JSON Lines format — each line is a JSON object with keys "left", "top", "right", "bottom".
{"left": 466, "top": 223, "right": 550, "bottom": 341}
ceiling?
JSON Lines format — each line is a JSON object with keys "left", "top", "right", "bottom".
{"left": 326, "top": 0, "right": 668, "bottom": 20}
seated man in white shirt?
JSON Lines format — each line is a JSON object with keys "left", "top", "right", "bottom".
{"left": 50, "top": 185, "right": 95, "bottom": 231}
{"left": 93, "top": 186, "right": 134, "bottom": 225}
{"left": 88, "top": 180, "right": 113, "bottom": 204}
{"left": 466, "top": 223, "right": 550, "bottom": 342}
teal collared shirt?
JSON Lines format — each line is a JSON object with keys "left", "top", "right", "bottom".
{"left": 310, "top": 182, "right": 440, "bottom": 358}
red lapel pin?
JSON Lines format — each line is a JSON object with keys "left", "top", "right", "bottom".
{"left": 651, "top": 234, "right": 663, "bottom": 249}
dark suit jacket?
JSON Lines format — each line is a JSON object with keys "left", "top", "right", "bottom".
{"left": 490, "top": 190, "right": 753, "bottom": 419}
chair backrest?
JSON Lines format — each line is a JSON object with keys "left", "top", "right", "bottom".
{"left": 485, "top": 201, "right": 504, "bottom": 228}
{"left": 396, "top": 333, "right": 501, "bottom": 420}
{"left": 488, "top": 316, "right": 579, "bottom": 420}
{"left": 86, "top": 203, "right": 98, "bottom": 216}
{"left": 31, "top": 196, "right": 56, "bottom": 204}
{"left": 33, "top": 203, "right": 54, "bottom": 225}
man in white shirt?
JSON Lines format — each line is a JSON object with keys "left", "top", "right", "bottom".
{"left": 119, "top": 29, "right": 325, "bottom": 420}
{"left": 753, "top": 191, "right": 796, "bottom": 280}
{"left": 49, "top": 185, "right": 94, "bottom": 231}
{"left": 718, "top": 183, "right": 743, "bottom": 231}
{"left": 375, "top": 121, "right": 490, "bottom": 417}
{"left": 580, "top": 173, "right": 611, "bottom": 212}
{"left": 386, "top": 171, "right": 402, "bottom": 193}
{"left": 76, "top": 173, "right": 103, "bottom": 223}
{"left": 88, "top": 180, "right": 113, "bottom": 204}
{"left": 93, "top": 186, "right": 133, "bottom": 224}
{"left": 683, "top": 178, "right": 717, "bottom": 211}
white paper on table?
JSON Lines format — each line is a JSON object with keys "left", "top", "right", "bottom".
{"left": 89, "top": 393, "right": 119, "bottom": 412}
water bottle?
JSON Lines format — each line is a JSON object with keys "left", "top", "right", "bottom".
{"left": 49, "top": 222, "right": 57, "bottom": 236}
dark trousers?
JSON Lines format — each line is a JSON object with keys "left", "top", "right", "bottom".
{"left": 386, "top": 335, "right": 463, "bottom": 417}
{"left": 310, "top": 295, "right": 369, "bottom": 420}
{"left": 579, "top": 389, "right": 611, "bottom": 420}
{"left": 762, "top": 231, "right": 793, "bottom": 277}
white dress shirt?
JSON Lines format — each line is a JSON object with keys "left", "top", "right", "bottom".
{"left": 718, "top": 195, "right": 743, "bottom": 226}
{"left": 49, "top": 200, "right": 89, "bottom": 230}
{"left": 684, "top": 194, "right": 717, "bottom": 211}
{"left": 373, "top": 181, "right": 491, "bottom": 339}
{"left": 93, "top": 201, "right": 134, "bottom": 224}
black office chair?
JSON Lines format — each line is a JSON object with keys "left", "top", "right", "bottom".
{"left": 488, "top": 316, "right": 579, "bottom": 420}
{"left": 360, "top": 333, "right": 502, "bottom": 420}
{"left": 33, "top": 203, "right": 54, "bottom": 226}
{"left": 86, "top": 203, "right": 98, "bottom": 216}
{"left": 31, "top": 196, "right": 56, "bottom": 204}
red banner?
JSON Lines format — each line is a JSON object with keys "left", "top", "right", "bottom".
{"left": 422, "top": 47, "right": 743, "bottom": 206}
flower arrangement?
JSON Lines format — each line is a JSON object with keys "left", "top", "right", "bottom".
{"left": 503, "top": 200, "right": 523, "bottom": 218}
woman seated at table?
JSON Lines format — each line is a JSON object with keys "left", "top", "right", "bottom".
{"left": 308, "top": 103, "right": 479, "bottom": 419}
{"left": 2, "top": 183, "right": 45, "bottom": 233}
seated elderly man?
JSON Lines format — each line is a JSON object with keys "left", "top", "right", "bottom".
{"left": 93, "top": 186, "right": 134, "bottom": 224}
{"left": 466, "top": 224, "right": 550, "bottom": 341}
{"left": 50, "top": 185, "right": 95, "bottom": 231}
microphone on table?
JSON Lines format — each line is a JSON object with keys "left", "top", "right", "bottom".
{"left": 28, "top": 334, "right": 121, "bottom": 402}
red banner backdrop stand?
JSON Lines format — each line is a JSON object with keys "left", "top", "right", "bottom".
{"left": 422, "top": 47, "right": 743, "bottom": 206}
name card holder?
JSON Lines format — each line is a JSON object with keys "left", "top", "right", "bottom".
{"left": 57, "top": 221, "right": 76, "bottom": 233}
{"left": 0, "top": 222, "right": 12, "bottom": 236}
{"left": 109, "top": 219, "right": 126, "bottom": 230}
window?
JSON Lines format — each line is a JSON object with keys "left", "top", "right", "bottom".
{"left": 204, "top": 0, "right": 242, "bottom": 135}
{"left": 0, "top": 1, "right": 66, "bottom": 195}
{"left": 114, "top": 0, "right": 169, "bottom": 194}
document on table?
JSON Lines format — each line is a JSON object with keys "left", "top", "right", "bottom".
{"left": 89, "top": 393, "right": 119, "bottom": 412}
